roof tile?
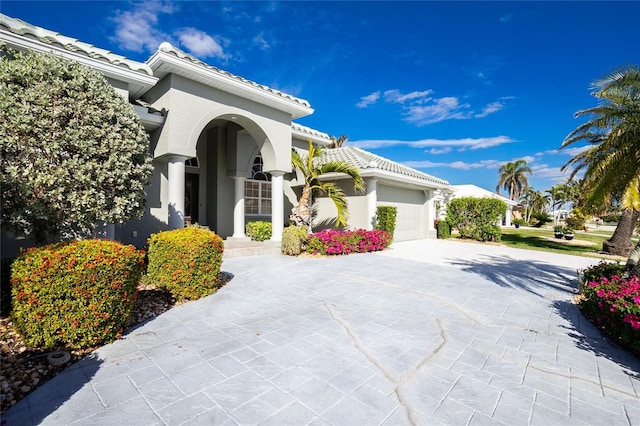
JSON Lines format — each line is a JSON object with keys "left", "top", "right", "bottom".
{"left": 0, "top": 14, "right": 153, "bottom": 76}
{"left": 320, "top": 146, "right": 450, "bottom": 186}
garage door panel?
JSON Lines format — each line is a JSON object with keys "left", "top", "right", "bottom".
{"left": 377, "top": 185, "right": 427, "bottom": 241}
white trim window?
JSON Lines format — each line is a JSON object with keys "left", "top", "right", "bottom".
{"left": 245, "top": 156, "right": 272, "bottom": 216}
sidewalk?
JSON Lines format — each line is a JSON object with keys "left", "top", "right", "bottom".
{"left": 3, "top": 240, "right": 639, "bottom": 425}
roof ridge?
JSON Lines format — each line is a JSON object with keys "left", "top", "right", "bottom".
{"left": 0, "top": 14, "right": 153, "bottom": 76}
{"left": 156, "top": 42, "right": 310, "bottom": 108}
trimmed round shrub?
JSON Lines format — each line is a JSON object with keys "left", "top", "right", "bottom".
{"left": 11, "top": 239, "right": 145, "bottom": 350}
{"left": 144, "top": 225, "right": 224, "bottom": 302}
{"left": 246, "top": 221, "right": 272, "bottom": 241}
{"left": 281, "top": 225, "right": 309, "bottom": 256}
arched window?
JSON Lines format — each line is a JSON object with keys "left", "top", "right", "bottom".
{"left": 245, "top": 155, "right": 271, "bottom": 216}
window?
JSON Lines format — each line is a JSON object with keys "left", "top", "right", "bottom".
{"left": 245, "top": 156, "right": 271, "bottom": 216}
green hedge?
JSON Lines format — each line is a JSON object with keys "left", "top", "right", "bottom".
{"left": 446, "top": 197, "right": 506, "bottom": 242}
{"left": 11, "top": 239, "right": 145, "bottom": 350}
{"left": 281, "top": 225, "right": 309, "bottom": 256}
{"left": 436, "top": 220, "right": 451, "bottom": 239}
{"left": 246, "top": 221, "right": 272, "bottom": 241}
{"left": 144, "top": 225, "right": 224, "bottom": 302}
{"left": 375, "top": 206, "right": 397, "bottom": 238}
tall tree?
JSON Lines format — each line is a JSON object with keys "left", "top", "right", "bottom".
{"left": 0, "top": 48, "right": 153, "bottom": 245}
{"left": 290, "top": 140, "right": 364, "bottom": 229}
{"left": 329, "top": 135, "right": 349, "bottom": 148}
{"left": 547, "top": 184, "right": 568, "bottom": 226}
{"left": 560, "top": 65, "right": 640, "bottom": 263}
{"left": 497, "top": 159, "right": 532, "bottom": 201}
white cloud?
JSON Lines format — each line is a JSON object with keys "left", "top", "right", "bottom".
{"left": 500, "top": 13, "right": 514, "bottom": 23}
{"left": 111, "top": 2, "right": 176, "bottom": 52}
{"left": 404, "top": 97, "right": 472, "bottom": 125}
{"left": 358, "top": 88, "right": 510, "bottom": 125}
{"left": 177, "top": 28, "right": 227, "bottom": 59}
{"left": 475, "top": 101, "right": 504, "bottom": 118}
{"left": 253, "top": 31, "right": 270, "bottom": 50}
{"left": 428, "top": 147, "right": 453, "bottom": 155}
{"left": 403, "top": 159, "right": 502, "bottom": 170}
{"left": 356, "top": 91, "right": 381, "bottom": 108}
{"left": 530, "top": 164, "right": 569, "bottom": 180}
{"left": 383, "top": 89, "right": 433, "bottom": 104}
{"left": 111, "top": 2, "right": 229, "bottom": 59}
{"left": 350, "top": 136, "right": 515, "bottom": 150}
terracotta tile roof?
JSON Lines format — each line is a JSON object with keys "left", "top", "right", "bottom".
{"left": 0, "top": 14, "right": 153, "bottom": 76}
{"left": 156, "top": 42, "right": 311, "bottom": 108}
{"left": 320, "top": 146, "right": 450, "bottom": 187}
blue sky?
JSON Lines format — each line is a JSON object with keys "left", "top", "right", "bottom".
{"left": 4, "top": 1, "right": 639, "bottom": 194}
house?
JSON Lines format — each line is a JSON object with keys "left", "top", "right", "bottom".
{"left": 0, "top": 14, "right": 454, "bottom": 256}
{"left": 449, "top": 184, "right": 519, "bottom": 226}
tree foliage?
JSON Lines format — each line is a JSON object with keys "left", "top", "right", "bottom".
{"left": 446, "top": 197, "right": 506, "bottom": 242}
{"left": 496, "top": 159, "right": 532, "bottom": 201}
{"left": 0, "top": 48, "right": 154, "bottom": 244}
{"left": 290, "top": 140, "right": 364, "bottom": 229}
{"left": 560, "top": 65, "right": 640, "bottom": 259}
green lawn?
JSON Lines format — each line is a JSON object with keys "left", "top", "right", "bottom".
{"left": 498, "top": 227, "right": 626, "bottom": 260}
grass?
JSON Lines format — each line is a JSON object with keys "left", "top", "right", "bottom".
{"left": 498, "top": 226, "right": 627, "bottom": 260}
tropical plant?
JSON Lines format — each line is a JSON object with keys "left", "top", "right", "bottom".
{"left": 329, "top": 134, "right": 349, "bottom": 148}
{"left": 546, "top": 184, "right": 567, "bottom": 226}
{"left": 0, "top": 48, "right": 153, "bottom": 245}
{"left": 290, "top": 140, "right": 365, "bottom": 229}
{"left": 496, "top": 159, "right": 532, "bottom": 201}
{"left": 245, "top": 221, "right": 272, "bottom": 241}
{"left": 560, "top": 65, "right": 640, "bottom": 264}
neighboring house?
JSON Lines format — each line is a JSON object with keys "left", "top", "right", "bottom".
{"left": 449, "top": 184, "right": 519, "bottom": 226}
{"left": 0, "top": 14, "right": 454, "bottom": 256}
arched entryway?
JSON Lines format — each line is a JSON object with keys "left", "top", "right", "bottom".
{"left": 172, "top": 114, "right": 289, "bottom": 241}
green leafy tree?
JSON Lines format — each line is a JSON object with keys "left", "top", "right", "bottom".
{"left": 290, "top": 140, "right": 364, "bottom": 229}
{"left": 560, "top": 65, "right": 640, "bottom": 263}
{"left": 0, "top": 48, "right": 153, "bottom": 245}
{"left": 497, "top": 159, "right": 532, "bottom": 201}
{"left": 446, "top": 197, "right": 506, "bottom": 242}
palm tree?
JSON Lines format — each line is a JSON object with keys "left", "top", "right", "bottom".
{"left": 290, "top": 140, "right": 365, "bottom": 229}
{"left": 497, "top": 159, "right": 532, "bottom": 201}
{"left": 546, "top": 184, "right": 567, "bottom": 226}
{"left": 560, "top": 65, "right": 640, "bottom": 265}
{"left": 329, "top": 135, "right": 349, "bottom": 148}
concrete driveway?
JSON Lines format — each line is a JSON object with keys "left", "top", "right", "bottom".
{"left": 4, "top": 239, "right": 639, "bottom": 425}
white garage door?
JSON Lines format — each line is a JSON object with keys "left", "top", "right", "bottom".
{"left": 377, "top": 185, "right": 427, "bottom": 241}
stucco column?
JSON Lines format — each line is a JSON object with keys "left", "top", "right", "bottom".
{"left": 366, "top": 179, "right": 378, "bottom": 230}
{"left": 505, "top": 206, "right": 512, "bottom": 226}
{"left": 232, "top": 176, "right": 246, "bottom": 238}
{"left": 270, "top": 171, "right": 285, "bottom": 241}
{"left": 105, "top": 224, "right": 115, "bottom": 240}
{"left": 167, "top": 155, "right": 188, "bottom": 229}
{"left": 425, "top": 190, "right": 436, "bottom": 231}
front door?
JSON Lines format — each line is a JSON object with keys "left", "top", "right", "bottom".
{"left": 185, "top": 173, "right": 199, "bottom": 225}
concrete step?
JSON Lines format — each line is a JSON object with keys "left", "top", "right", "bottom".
{"left": 223, "top": 238, "right": 281, "bottom": 258}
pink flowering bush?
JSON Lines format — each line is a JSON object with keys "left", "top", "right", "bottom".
{"left": 579, "top": 262, "right": 640, "bottom": 355}
{"left": 307, "top": 229, "right": 392, "bottom": 255}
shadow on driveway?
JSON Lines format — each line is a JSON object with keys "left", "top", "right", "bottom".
{"left": 446, "top": 254, "right": 579, "bottom": 298}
